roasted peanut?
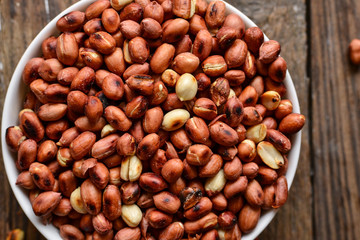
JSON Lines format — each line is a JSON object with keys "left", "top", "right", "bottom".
{"left": 278, "top": 113, "right": 306, "bottom": 135}
{"left": 223, "top": 176, "right": 248, "bottom": 199}
{"left": 60, "top": 225, "right": 85, "bottom": 240}
{"left": 137, "top": 133, "right": 160, "bottom": 160}
{"left": 223, "top": 156, "right": 242, "bottom": 181}
{"left": 266, "top": 129, "right": 291, "bottom": 153}
{"left": 140, "top": 173, "right": 168, "bottom": 193}
{"left": 120, "top": 182, "right": 141, "bottom": 204}
{"left": 193, "top": 30, "right": 213, "bottom": 61}
{"left": 150, "top": 43, "right": 176, "bottom": 74}
{"left": 193, "top": 98, "right": 217, "bottom": 120}
{"left": 144, "top": 1, "right": 164, "bottom": 23}
{"left": 153, "top": 191, "right": 181, "bottom": 214}
{"left": 173, "top": 0, "right": 195, "bottom": 19}
{"left": 56, "top": 32, "right": 79, "bottom": 66}
{"left": 17, "top": 139, "right": 37, "bottom": 171}
{"left": 159, "top": 222, "right": 184, "bottom": 240}
{"left": 209, "top": 121, "right": 239, "bottom": 147}
{"left": 349, "top": 38, "right": 360, "bottom": 64}
{"left": 29, "top": 162, "right": 55, "bottom": 190}
{"left": 259, "top": 40, "right": 281, "bottom": 64}
{"left": 172, "top": 53, "right": 200, "bottom": 75}
{"left": 202, "top": 55, "right": 228, "bottom": 77}
{"left": 22, "top": 58, "right": 44, "bottom": 85}
{"left": 125, "top": 96, "right": 149, "bottom": 119}
{"left": 225, "top": 39, "right": 247, "bottom": 69}
{"left": 16, "top": 171, "right": 36, "bottom": 190}
{"left": 162, "top": 18, "right": 189, "bottom": 43}
{"left": 32, "top": 191, "right": 61, "bottom": 216}
{"left": 104, "top": 47, "right": 126, "bottom": 75}
{"left": 114, "top": 227, "right": 141, "bottom": 240}
{"left": 238, "top": 204, "right": 261, "bottom": 233}
{"left": 6, "top": 126, "right": 26, "bottom": 151}
{"left": 184, "top": 212, "right": 218, "bottom": 234}
{"left": 19, "top": 109, "right": 45, "bottom": 142}
{"left": 104, "top": 106, "right": 132, "bottom": 131}
{"left": 161, "top": 158, "right": 184, "bottom": 183}
{"left": 199, "top": 154, "right": 223, "bottom": 178}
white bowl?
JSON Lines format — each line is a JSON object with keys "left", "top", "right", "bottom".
{"left": 1, "top": 0, "right": 302, "bottom": 239}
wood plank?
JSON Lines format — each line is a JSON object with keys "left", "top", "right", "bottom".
{"left": 310, "top": 0, "right": 360, "bottom": 239}
{"left": 0, "top": 1, "right": 77, "bottom": 239}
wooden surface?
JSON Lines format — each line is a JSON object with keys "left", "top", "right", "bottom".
{"left": 0, "top": 0, "right": 358, "bottom": 239}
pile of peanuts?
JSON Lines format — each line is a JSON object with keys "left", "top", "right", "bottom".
{"left": 5, "top": 0, "right": 306, "bottom": 239}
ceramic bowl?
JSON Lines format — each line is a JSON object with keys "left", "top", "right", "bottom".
{"left": 1, "top": 0, "right": 302, "bottom": 239}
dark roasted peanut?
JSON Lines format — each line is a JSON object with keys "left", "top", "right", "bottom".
{"left": 268, "top": 56, "right": 287, "bottom": 82}
{"left": 19, "top": 109, "right": 44, "bottom": 142}
{"left": 273, "top": 175, "right": 288, "bottom": 208}
{"left": 223, "top": 13, "right": 245, "bottom": 39}
{"left": 184, "top": 197, "right": 212, "bottom": 220}
{"left": 59, "top": 170, "right": 77, "bottom": 198}
{"left": 259, "top": 40, "right": 281, "bottom": 64}
{"left": 193, "top": 98, "right": 217, "bottom": 120}
{"left": 216, "top": 27, "right": 237, "bottom": 50}
{"left": 126, "top": 74, "right": 154, "bottom": 95}
{"left": 105, "top": 106, "right": 132, "bottom": 131}
{"left": 80, "top": 48, "right": 104, "bottom": 70}
{"left": 70, "top": 67, "right": 95, "bottom": 94}
{"left": 275, "top": 99, "right": 293, "bottom": 120}
{"left": 193, "top": 30, "right": 212, "bottom": 61}
{"left": 224, "top": 97, "right": 244, "bottom": 127}
{"left": 199, "top": 154, "right": 222, "bottom": 178}
{"left": 144, "top": 1, "right": 164, "bottom": 23}
{"left": 70, "top": 131, "right": 96, "bottom": 160}
{"left": 172, "top": 53, "right": 200, "bottom": 74}
{"left": 224, "top": 39, "right": 247, "bottom": 69}
{"left": 57, "top": 67, "right": 79, "bottom": 85}
{"left": 202, "top": 55, "right": 227, "bottom": 77}
{"left": 81, "top": 179, "right": 102, "bottom": 215}
{"left": 349, "top": 38, "right": 360, "bottom": 64}
{"left": 266, "top": 129, "right": 291, "bottom": 153}
{"left": 159, "top": 222, "right": 184, "bottom": 240}
{"left": 139, "top": 173, "right": 168, "bottom": 193}
{"left": 89, "top": 31, "right": 116, "bottom": 54}
{"left": 32, "top": 191, "right": 61, "bottom": 216}
{"left": 184, "top": 212, "right": 218, "bottom": 234}
{"left": 146, "top": 208, "right": 173, "bottom": 229}
{"left": 224, "top": 156, "right": 242, "bottom": 181}
{"left": 16, "top": 171, "right": 36, "bottom": 190}
{"left": 56, "top": 11, "right": 85, "bottom": 32}
{"left": 153, "top": 191, "right": 181, "bottom": 214}
{"left": 278, "top": 113, "right": 306, "bottom": 135}
{"left": 56, "top": 32, "right": 79, "bottom": 66}
{"left": 238, "top": 204, "right": 261, "bottom": 233}
{"left": 29, "top": 162, "right": 55, "bottom": 190}
{"left": 210, "top": 77, "right": 230, "bottom": 106}
{"left": 244, "top": 27, "right": 264, "bottom": 55}
{"left": 137, "top": 133, "right": 160, "bottom": 160}
{"left": 218, "top": 211, "right": 237, "bottom": 229}
{"left": 22, "top": 58, "right": 44, "bottom": 85}
{"left": 5, "top": 126, "right": 26, "bottom": 151}
{"left": 41, "top": 36, "right": 57, "bottom": 62}
{"left": 117, "top": 133, "right": 136, "bottom": 156}
{"left": 17, "top": 139, "right": 37, "bottom": 171}
{"left": 161, "top": 158, "right": 184, "bottom": 183}
{"left": 173, "top": 0, "right": 195, "bottom": 19}
{"left": 162, "top": 18, "right": 189, "bottom": 43}
{"left": 209, "top": 121, "right": 239, "bottom": 147}
{"left": 120, "top": 182, "right": 141, "bottom": 204}
{"left": 114, "top": 227, "right": 141, "bottom": 240}
{"left": 174, "top": 35, "right": 192, "bottom": 55}
{"left": 205, "top": 0, "right": 225, "bottom": 28}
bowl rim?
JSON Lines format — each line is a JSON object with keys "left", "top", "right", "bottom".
{"left": 1, "top": 0, "right": 302, "bottom": 239}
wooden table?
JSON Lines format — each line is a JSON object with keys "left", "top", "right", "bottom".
{"left": 0, "top": 0, "right": 359, "bottom": 239}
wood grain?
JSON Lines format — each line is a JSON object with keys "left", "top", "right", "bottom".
{"left": 310, "top": 0, "right": 360, "bottom": 239}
